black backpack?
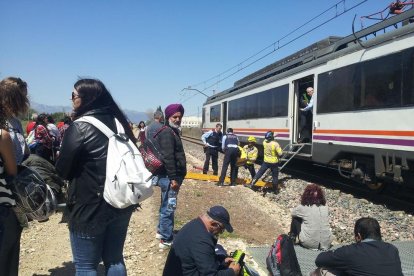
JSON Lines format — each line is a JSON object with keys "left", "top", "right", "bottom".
{"left": 266, "top": 234, "right": 302, "bottom": 276}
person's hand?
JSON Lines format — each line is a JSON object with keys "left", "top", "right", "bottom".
{"left": 170, "top": 180, "right": 180, "bottom": 191}
{"left": 223, "top": 257, "right": 234, "bottom": 266}
{"left": 229, "top": 261, "right": 241, "bottom": 275}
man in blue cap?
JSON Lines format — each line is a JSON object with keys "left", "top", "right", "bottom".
{"left": 163, "top": 206, "right": 241, "bottom": 276}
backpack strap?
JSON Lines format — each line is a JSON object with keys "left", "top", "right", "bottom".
{"left": 76, "top": 116, "right": 117, "bottom": 138}
{"left": 153, "top": 125, "right": 169, "bottom": 139}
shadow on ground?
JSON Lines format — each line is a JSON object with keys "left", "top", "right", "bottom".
{"left": 33, "top": 262, "right": 105, "bottom": 276}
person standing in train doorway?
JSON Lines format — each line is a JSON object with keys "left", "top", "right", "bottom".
{"left": 201, "top": 123, "right": 223, "bottom": 175}
{"left": 299, "top": 87, "right": 314, "bottom": 143}
{"left": 249, "top": 131, "right": 283, "bottom": 193}
{"left": 216, "top": 128, "right": 239, "bottom": 186}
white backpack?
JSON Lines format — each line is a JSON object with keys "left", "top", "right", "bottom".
{"left": 76, "top": 116, "right": 153, "bottom": 208}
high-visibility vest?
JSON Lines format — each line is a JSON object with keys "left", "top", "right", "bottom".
{"left": 243, "top": 145, "right": 258, "bottom": 165}
{"left": 263, "top": 140, "right": 282, "bottom": 163}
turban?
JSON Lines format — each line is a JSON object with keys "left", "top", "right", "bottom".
{"left": 165, "top": 104, "right": 185, "bottom": 120}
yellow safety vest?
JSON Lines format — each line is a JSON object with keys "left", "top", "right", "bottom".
{"left": 263, "top": 140, "right": 282, "bottom": 163}
{"left": 243, "top": 145, "right": 258, "bottom": 165}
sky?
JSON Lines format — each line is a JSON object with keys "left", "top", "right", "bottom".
{"left": 0, "top": 0, "right": 397, "bottom": 119}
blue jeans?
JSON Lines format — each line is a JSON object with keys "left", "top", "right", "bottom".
{"left": 157, "top": 176, "right": 181, "bottom": 241}
{"left": 69, "top": 211, "right": 132, "bottom": 276}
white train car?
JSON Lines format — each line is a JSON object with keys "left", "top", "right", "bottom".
{"left": 202, "top": 10, "right": 414, "bottom": 189}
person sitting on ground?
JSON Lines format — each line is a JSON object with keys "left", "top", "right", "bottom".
{"left": 146, "top": 110, "right": 164, "bottom": 139}
{"left": 201, "top": 123, "right": 223, "bottom": 175}
{"left": 289, "top": 184, "right": 332, "bottom": 250}
{"left": 217, "top": 128, "right": 239, "bottom": 186}
{"left": 162, "top": 205, "right": 241, "bottom": 276}
{"left": 249, "top": 131, "right": 282, "bottom": 193}
{"left": 312, "top": 217, "right": 403, "bottom": 276}
{"left": 243, "top": 136, "right": 258, "bottom": 179}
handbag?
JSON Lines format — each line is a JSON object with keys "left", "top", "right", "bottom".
{"left": 138, "top": 126, "right": 167, "bottom": 175}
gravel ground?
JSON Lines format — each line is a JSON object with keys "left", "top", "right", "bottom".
{"left": 184, "top": 140, "right": 414, "bottom": 244}
{"left": 18, "top": 140, "right": 413, "bottom": 275}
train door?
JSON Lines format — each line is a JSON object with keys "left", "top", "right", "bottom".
{"left": 222, "top": 101, "right": 227, "bottom": 132}
{"left": 292, "top": 75, "right": 314, "bottom": 150}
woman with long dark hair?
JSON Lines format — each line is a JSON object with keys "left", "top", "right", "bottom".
{"left": 55, "top": 79, "right": 137, "bottom": 275}
{"left": 290, "top": 184, "right": 332, "bottom": 250}
{"left": 137, "top": 120, "right": 146, "bottom": 143}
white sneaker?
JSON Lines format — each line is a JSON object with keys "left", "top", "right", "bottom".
{"left": 159, "top": 240, "right": 173, "bottom": 249}
{"left": 155, "top": 232, "right": 163, "bottom": 240}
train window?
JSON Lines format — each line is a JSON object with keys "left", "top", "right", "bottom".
{"left": 228, "top": 84, "right": 288, "bottom": 120}
{"left": 210, "top": 104, "right": 221, "bottom": 122}
{"left": 318, "top": 51, "right": 404, "bottom": 113}
{"left": 403, "top": 48, "right": 414, "bottom": 106}
{"left": 360, "top": 53, "right": 402, "bottom": 108}
{"left": 318, "top": 64, "right": 360, "bottom": 113}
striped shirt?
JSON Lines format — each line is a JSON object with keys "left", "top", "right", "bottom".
{"left": 0, "top": 129, "right": 16, "bottom": 206}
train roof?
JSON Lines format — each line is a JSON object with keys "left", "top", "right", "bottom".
{"left": 204, "top": 8, "right": 414, "bottom": 105}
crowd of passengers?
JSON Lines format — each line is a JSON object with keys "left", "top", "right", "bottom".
{"left": 0, "top": 76, "right": 404, "bottom": 276}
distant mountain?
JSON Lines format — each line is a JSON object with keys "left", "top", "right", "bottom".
{"left": 30, "top": 102, "right": 149, "bottom": 123}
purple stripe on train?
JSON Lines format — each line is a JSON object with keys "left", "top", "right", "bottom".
{"left": 235, "top": 131, "right": 289, "bottom": 138}
{"left": 313, "top": 135, "right": 414, "bottom": 147}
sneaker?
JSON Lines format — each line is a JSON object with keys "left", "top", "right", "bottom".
{"left": 159, "top": 240, "right": 173, "bottom": 249}
{"left": 215, "top": 182, "right": 224, "bottom": 187}
{"left": 155, "top": 232, "right": 163, "bottom": 240}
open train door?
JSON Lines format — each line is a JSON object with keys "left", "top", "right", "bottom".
{"left": 292, "top": 75, "right": 314, "bottom": 155}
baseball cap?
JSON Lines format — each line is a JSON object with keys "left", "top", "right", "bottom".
{"left": 207, "top": 205, "right": 233, "bottom": 233}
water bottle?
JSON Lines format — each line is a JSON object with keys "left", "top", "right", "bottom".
{"left": 167, "top": 189, "right": 177, "bottom": 210}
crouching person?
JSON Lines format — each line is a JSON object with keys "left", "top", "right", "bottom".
{"left": 312, "top": 217, "right": 403, "bottom": 276}
{"left": 162, "top": 206, "right": 241, "bottom": 276}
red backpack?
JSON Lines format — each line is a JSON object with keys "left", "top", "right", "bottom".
{"left": 266, "top": 234, "right": 302, "bottom": 276}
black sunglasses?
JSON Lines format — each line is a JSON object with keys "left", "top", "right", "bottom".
{"left": 71, "top": 92, "right": 80, "bottom": 100}
{"left": 212, "top": 222, "right": 225, "bottom": 232}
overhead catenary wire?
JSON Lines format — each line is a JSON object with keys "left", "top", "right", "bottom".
{"left": 181, "top": 0, "right": 367, "bottom": 102}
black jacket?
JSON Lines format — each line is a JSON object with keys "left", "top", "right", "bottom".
{"left": 55, "top": 108, "right": 133, "bottom": 234}
{"left": 163, "top": 218, "right": 234, "bottom": 276}
{"left": 315, "top": 240, "right": 403, "bottom": 276}
{"left": 155, "top": 126, "right": 186, "bottom": 181}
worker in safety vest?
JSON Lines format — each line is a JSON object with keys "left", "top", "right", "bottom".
{"left": 243, "top": 136, "right": 258, "bottom": 179}
{"left": 249, "top": 131, "right": 283, "bottom": 193}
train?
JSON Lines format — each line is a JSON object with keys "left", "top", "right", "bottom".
{"left": 201, "top": 9, "right": 414, "bottom": 190}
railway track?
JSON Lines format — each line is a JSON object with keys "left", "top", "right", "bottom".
{"left": 181, "top": 135, "right": 414, "bottom": 213}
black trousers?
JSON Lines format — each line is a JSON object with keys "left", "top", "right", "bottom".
{"left": 289, "top": 216, "right": 303, "bottom": 238}
{"left": 219, "top": 147, "right": 239, "bottom": 184}
{"left": 0, "top": 207, "right": 23, "bottom": 276}
{"left": 244, "top": 163, "right": 256, "bottom": 179}
{"left": 299, "top": 110, "right": 312, "bottom": 142}
{"left": 203, "top": 148, "right": 219, "bottom": 175}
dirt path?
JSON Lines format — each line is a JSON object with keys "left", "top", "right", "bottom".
{"left": 19, "top": 143, "right": 288, "bottom": 275}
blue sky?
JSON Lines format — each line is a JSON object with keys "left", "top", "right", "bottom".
{"left": 0, "top": 0, "right": 396, "bottom": 119}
